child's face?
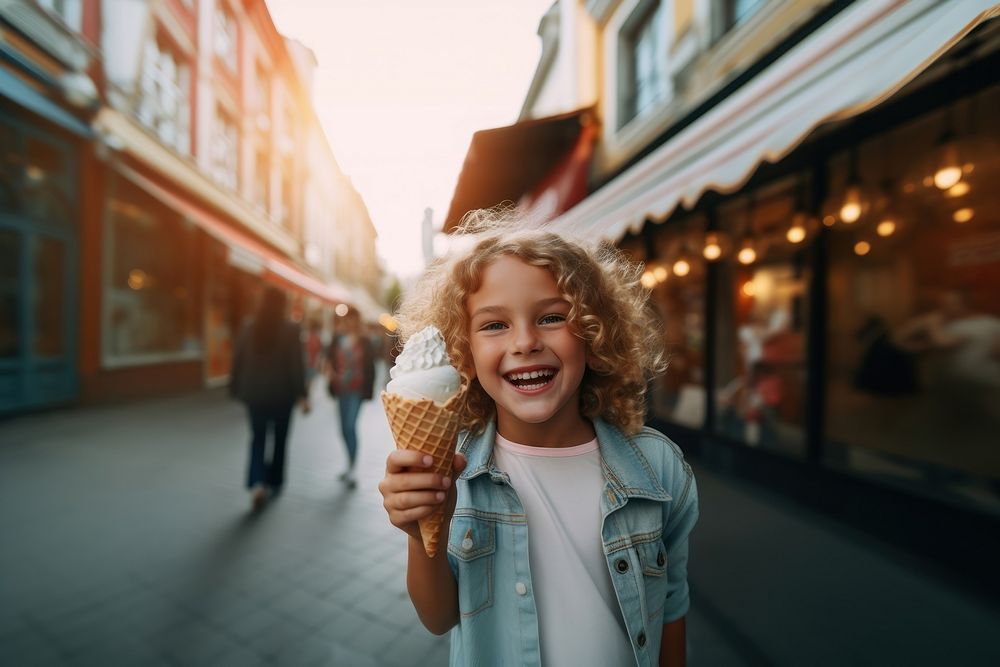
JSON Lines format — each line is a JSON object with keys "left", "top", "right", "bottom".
{"left": 466, "top": 255, "right": 589, "bottom": 444}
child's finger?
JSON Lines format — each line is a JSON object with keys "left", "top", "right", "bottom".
{"left": 389, "top": 505, "right": 438, "bottom": 525}
{"left": 385, "top": 449, "right": 435, "bottom": 473}
{"left": 385, "top": 490, "right": 446, "bottom": 511}
{"left": 385, "top": 471, "right": 450, "bottom": 493}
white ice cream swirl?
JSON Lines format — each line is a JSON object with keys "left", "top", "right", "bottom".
{"left": 386, "top": 326, "right": 461, "bottom": 405}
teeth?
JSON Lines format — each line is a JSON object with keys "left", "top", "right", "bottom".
{"left": 505, "top": 370, "right": 554, "bottom": 382}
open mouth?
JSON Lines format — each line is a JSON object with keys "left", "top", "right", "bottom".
{"left": 503, "top": 368, "right": 557, "bottom": 392}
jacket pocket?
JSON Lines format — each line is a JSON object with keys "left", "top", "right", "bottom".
{"left": 636, "top": 538, "right": 668, "bottom": 621}
{"left": 448, "top": 517, "right": 496, "bottom": 618}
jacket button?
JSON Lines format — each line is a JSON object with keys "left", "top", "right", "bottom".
{"left": 615, "top": 558, "right": 629, "bottom": 573}
{"left": 656, "top": 551, "right": 665, "bottom": 567}
{"left": 637, "top": 631, "right": 646, "bottom": 647}
{"left": 515, "top": 582, "right": 527, "bottom": 596}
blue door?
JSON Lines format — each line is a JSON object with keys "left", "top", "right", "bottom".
{"left": 0, "top": 112, "right": 78, "bottom": 413}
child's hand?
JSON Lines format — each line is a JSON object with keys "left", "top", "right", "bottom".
{"left": 379, "top": 450, "right": 467, "bottom": 544}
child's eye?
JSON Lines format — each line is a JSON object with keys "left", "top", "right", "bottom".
{"left": 539, "top": 314, "right": 566, "bottom": 325}
{"left": 480, "top": 321, "right": 507, "bottom": 331}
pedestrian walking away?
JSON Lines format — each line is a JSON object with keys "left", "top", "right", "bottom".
{"left": 326, "top": 307, "right": 376, "bottom": 488}
{"left": 378, "top": 210, "right": 699, "bottom": 667}
{"left": 230, "top": 286, "right": 310, "bottom": 510}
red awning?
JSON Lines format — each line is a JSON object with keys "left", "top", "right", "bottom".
{"left": 443, "top": 108, "right": 597, "bottom": 231}
{"left": 116, "top": 163, "right": 349, "bottom": 303}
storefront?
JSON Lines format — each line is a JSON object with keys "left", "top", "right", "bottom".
{"left": 0, "top": 82, "right": 90, "bottom": 414}
{"left": 534, "top": 1, "right": 1000, "bottom": 584}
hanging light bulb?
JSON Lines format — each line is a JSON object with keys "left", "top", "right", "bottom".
{"left": 672, "top": 257, "right": 691, "bottom": 277}
{"left": 946, "top": 182, "right": 970, "bottom": 198}
{"left": 640, "top": 270, "right": 657, "bottom": 289}
{"left": 932, "top": 107, "right": 964, "bottom": 190}
{"left": 953, "top": 208, "right": 974, "bottom": 223}
{"left": 652, "top": 265, "right": 668, "bottom": 282}
{"left": 741, "top": 280, "right": 756, "bottom": 297}
{"left": 854, "top": 240, "right": 871, "bottom": 256}
{"left": 840, "top": 185, "right": 862, "bottom": 224}
{"left": 786, "top": 213, "right": 807, "bottom": 244}
{"left": 737, "top": 242, "right": 756, "bottom": 265}
{"left": 703, "top": 233, "right": 722, "bottom": 261}
{"left": 876, "top": 219, "right": 896, "bottom": 237}
{"left": 838, "top": 147, "right": 866, "bottom": 224}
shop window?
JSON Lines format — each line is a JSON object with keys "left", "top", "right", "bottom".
{"left": 714, "top": 186, "right": 810, "bottom": 456}
{"left": 642, "top": 216, "right": 707, "bottom": 428}
{"left": 33, "top": 236, "right": 65, "bottom": 358}
{"left": 824, "top": 89, "right": 1000, "bottom": 513}
{"left": 210, "top": 105, "right": 239, "bottom": 191}
{"left": 104, "top": 179, "right": 201, "bottom": 364}
{"left": 0, "top": 229, "right": 18, "bottom": 359}
{"left": 137, "top": 37, "right": 191, "bottom": 155}
{"left": 214, "top": 2, "right": 238, "bottom": 73}
{"left": 618, "top": 0, "right": 668, "bottom": 129}
{"left": 22, "top": 137, "right": 71, "bottom": 226}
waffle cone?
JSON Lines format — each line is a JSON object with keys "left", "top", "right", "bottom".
{"left": 381, "top": 392, "right": 461, "bottom": 557}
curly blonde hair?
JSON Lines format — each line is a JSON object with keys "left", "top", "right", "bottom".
{"left": 397, "top": 212, "right": 666, "bottom": 435}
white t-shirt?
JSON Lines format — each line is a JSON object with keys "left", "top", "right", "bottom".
{"left": 493, "top": 434, "right": 636, "bottom": 667}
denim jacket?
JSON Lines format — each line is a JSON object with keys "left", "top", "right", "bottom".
{"left": 446, "top": 418, "right": 698, "bottom": 667}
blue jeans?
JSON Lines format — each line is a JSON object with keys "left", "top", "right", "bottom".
{"left": 246, "top": 403, "right": 293, "bottom": 490}
{"left": 337, "top": 392, "right": 363, "bottom": 468}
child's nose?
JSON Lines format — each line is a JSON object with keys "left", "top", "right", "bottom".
{"left": 511, "top": 326, "right": 542, "bottom": 354}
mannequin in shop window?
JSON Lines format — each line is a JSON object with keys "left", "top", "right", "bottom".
{"left": 230, "top": 286, "right": 310, "bottom": 510}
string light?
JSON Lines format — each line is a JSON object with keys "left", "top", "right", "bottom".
{"left": 741, "top": 281, "right": 756, "bottom": 297}
{"left": 640, "top": 271, "right": 657, "bottom": 289}
{"left": 840, "top": 185, "right": 862, "bottom": 223}
{"left": 786, "top": 213, "right": 807, "bottom": 244}
{"left": 854, "top": 241, "right": 871, "bottom": 256}
{"left": 672, "top": 258, "right": 691, "bottom": 277}
{"left": 652, "top": 266, "right": 668, "bottom": 282}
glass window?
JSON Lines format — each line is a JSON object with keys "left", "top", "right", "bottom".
{"left": 253, "top": 150, "right": 270, "bottom": 214}
{"left": 22, "top": 137, "right": 71, "bottom": 226}
{"left": 619, "top": 1, "right": 668, "bottom": 129}
{"left": 137, "top": 37, "right": 191, "bottom": 155}
{"left": 211, "top": 106, "right": 239, "bottom": 191}
{"left": 724, "top": 0, "right": 767, "bottom": 31}
{"left": 105, "top": 179, "right": 201, "bottom": 362}
{"left": 33, "top": 236, "right": 65, "bottom": 358}
{"left": 643, "top": 216, "right": 707, "bottom": 428}
{"left": 214, "top": 3, "right": 238, "bottom": 72}
{"left": 715, "top": 186, "right": 810, "bottom": 456}
{"left": 0, "top": 229, "right": 19, "bottom": 359}
{"left": 824, "top": 88, "right": 1000, "bottom": 513}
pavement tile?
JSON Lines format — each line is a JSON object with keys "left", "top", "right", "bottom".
{"left": 242, "top": 618, "right": 311, "bottom": 659}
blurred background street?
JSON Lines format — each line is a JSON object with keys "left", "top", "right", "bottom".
{"left": 4, "top": 0, "right": 1000, "bottom": 664}
{"left": 2, "top": 377, "right": 998, "bottom": 666}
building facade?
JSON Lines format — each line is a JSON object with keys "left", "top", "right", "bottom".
{"left": 1, "top": 0, "right": 380, "bottom": 412}
{"left": 448, "top": 0, "right": 1000, "bottom": 585}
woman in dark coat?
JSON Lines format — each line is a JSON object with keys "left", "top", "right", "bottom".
{"left": 230, "top": 287, "right": 310, "bottom": 509}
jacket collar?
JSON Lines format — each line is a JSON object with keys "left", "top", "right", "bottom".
{"left": 458, "top": 418, "right": 671, "bottom": 503}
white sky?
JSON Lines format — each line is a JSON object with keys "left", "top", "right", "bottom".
{"left": 266, "top": 0, "right": 554, "bottom": 280}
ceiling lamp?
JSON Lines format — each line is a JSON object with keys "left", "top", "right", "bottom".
{"left": 737, "top": 242, "right": 756, "bottom": 265}
{"left": 932, "top": 106, "right": 967, "bottom": 190}
{"left": 786, "top": 213, "right": 807, "bottom": 244}
{"left": 672, "top": 256, "right": 691, "bottom": 277}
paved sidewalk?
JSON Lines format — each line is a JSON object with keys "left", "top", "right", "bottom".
{"left": 1, "top": 385, "right": 997, "bottom": 666}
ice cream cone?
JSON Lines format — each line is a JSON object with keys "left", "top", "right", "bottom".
{"left": 382, "top": 392, "right": 461, "bottom": 557}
